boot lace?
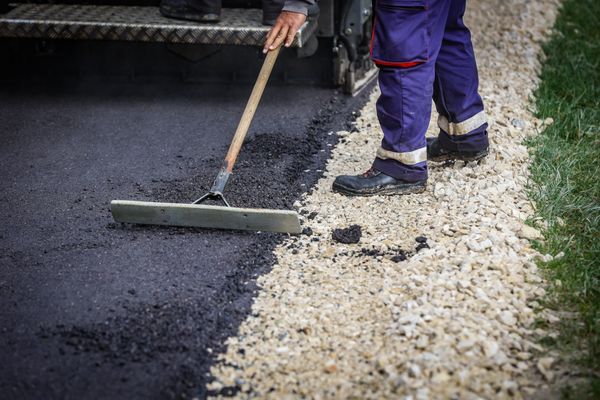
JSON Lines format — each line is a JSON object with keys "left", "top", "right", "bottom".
{"left": 362, "top": 168, "right": 380, "bottom": 178}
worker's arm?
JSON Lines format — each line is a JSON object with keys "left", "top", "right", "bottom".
{"left": 282, "top": 0, "right": 316, "bottom": 15}
{"left": 263, "top": 0, "right": 316, "bottom": 53}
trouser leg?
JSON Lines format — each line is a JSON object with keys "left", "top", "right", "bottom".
{"left": 262, "top": 0, "right": 284, "bottom": 9}
{"left": 160, "top": 0, "right": 221, "bottom": 22}
{"left": 433, "top": 0, "right": 488, "bottom": 152}
{"left": 370, "top": 0, "right": 452, "bottom": 181}
{"left": 372, "top": 65, "right": 432, "bottom": 182}
{"left": 262, "top": 0, "right": 284, "bottom": 25}
{"left": 197, "top": 0, "right": 221, "bottom": 13}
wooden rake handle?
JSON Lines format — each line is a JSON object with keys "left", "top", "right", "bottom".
{"left": 224, "top": 46, "right": 281, "bottom": 173}
{"left": 201, "top": 46, "right": 281, "bottom": 199}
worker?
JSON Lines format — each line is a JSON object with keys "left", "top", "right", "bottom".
{"left": 302, "top": 0, "right": 488, "bottom": 197}
{"left": 160, "top": 0, "right": 315, "bottom": 26}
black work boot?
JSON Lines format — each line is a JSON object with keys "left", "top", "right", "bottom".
{"left": 160, "top": 0, "right": 221, "bottom": 23}
{"left": 426, "top": 137, "right": 489, "bottom": 162}
{"left": 332, "top": 168, "right": 427, "bottom": 197}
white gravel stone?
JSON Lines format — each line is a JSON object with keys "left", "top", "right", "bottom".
{"left": 520, "top": 225, "right": 543, "bottom": 240}
{"left": 483, "top": 340, "right": 500, "bottom": 358}
{"left": 208, "top": 1, "right": 563, "bottom": 398}
{"left": 511, "top": 118, "right": 527, "bottom": 129}
{"left": 498, "top": 311, "right": 518, "bottom": 326}
{"left": 537, "top": 357, "right": 555, "bottom": 381}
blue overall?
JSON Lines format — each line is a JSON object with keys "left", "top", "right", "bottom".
{"left": 370, "top": 0, "right": 489, "bottom": 181}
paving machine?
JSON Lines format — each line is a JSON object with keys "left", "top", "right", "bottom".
{"left": 0, "top": 0, "right": 376, "bottom": 94}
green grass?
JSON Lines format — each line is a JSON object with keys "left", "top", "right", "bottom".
{"left": 527, "top": 0, "right": 600, "bottom": 397}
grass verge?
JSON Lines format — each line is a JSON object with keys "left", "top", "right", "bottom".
{"left": 527, "top": 0, "right": 599, "bottom": 397}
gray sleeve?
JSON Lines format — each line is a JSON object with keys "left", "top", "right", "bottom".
{"left": 282, "top": 0, "right": 316, "bottom": 15}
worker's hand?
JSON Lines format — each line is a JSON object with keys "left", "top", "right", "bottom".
{"left": 263, "top": 11, "right": 307, "bottom": 53}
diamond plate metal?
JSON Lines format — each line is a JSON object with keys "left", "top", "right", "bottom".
{"left": 0, "top": 4, "right": 317, "bottom": 47}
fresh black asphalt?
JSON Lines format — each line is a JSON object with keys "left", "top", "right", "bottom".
{"left": 0, "top": 57, "right": 371, "bottom": 398}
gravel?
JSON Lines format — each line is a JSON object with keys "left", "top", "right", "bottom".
{"left": 208, "top": 0, "right": 564, "bottom": 398}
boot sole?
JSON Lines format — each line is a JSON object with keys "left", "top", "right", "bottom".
{"left": 332, "top": 182, "right": 427, "bottom": 197}
{"left": 428, "top": 148, "right": 489, "bottom": 163}
{"left": 160, "top": 6, "right": 220, "bottom": 23}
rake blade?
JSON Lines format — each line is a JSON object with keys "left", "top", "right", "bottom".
{"left": 111, "top": 200, "right": 302, "bottom": 234}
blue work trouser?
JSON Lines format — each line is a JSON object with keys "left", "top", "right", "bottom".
{"left": 370, "top": 0, "right": 489, "bottom": 182}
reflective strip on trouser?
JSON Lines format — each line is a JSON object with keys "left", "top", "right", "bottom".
{"left": 436, "top": 110, "right": 489, "bottom": 153}
{"left": 438, "top": 110, "right": 487, "bottom": 136}
{"left": 377, "top": 147, "right": 427, "bottom": 165}
{"left": 372, "top": 0, "right": 488, "bottom": 180}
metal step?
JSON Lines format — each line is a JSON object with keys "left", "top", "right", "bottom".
{"left": 0, "top": 3, "right": 317, "bottom": 47}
